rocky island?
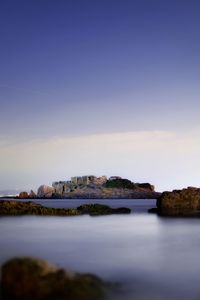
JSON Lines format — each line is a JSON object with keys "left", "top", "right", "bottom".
{"left": 18, "top": 175, "right": 160, "bottom": 199}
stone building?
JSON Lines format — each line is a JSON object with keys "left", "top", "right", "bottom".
{"left": 52, "top": 175, "right": 107, "bottom": 196}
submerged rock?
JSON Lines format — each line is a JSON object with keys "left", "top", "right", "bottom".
{"left": 1, "top": 257, "right": 105, "bottom": 300}
{"left": 156, "top": 187, "right": 200, "bottom": 216}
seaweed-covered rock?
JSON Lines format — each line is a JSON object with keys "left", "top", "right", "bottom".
{"left": 156, "top": 187, "right": 200, "bottom": 216}
{"left": 0, "top": 201, "right": 131, "bottom": 216}
{"left": 0, "top": 200, "right": 80, "bottom": 216}
{"left": 1, "top": 257, "right": 105, "bottom": 300}
{"left": 77, "top": 203, "right": 131, "bottom": 215}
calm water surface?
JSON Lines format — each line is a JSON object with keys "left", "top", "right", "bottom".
{"left": 1, "top": 199, "right": 200, "bottom": 300}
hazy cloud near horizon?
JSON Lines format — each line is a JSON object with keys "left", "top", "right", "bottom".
{"left": 1, "top": 130, "right": 200, "bottom": 192}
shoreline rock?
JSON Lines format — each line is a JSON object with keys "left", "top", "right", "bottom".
{"left": 1, "top": 257, "right": 106, "bottom": 300}
{"left": 18, "top": 191, "right": 29, "bottom": 199}
{"left": 58, "top": 190, "right": 160, "bottom": 199}
{"left": 153, "top": 187, "right": 200, "bottom": 216}
{"left": 37, "top": 185, "right": 55, "bottom": 198}
{"left": 0, "top": 200, "right": 131, "bottom": 216}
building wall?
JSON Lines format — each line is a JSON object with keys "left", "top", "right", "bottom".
{"left": 52, "top": 175, "right": 108, "bottom": 195}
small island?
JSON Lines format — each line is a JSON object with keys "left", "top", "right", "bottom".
{"left": 17, "top": 175, "right": 160, "bottom": 199}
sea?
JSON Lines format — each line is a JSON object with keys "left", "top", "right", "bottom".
{"left": 1, "top": 199, "right": 200, "bottom": 300}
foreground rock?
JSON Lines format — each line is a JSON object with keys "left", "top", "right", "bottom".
{"left": 1, "top": 257, "right": 105, "bottom": 300}
{"left": 0, "top": 200, "right": 131, "bottom": 216}
{"left": 156, "top": 187, "right": 200, "bottom": 216}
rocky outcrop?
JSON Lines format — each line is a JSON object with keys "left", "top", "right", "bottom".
{"left": 1, "top": 257, "right": 105, "bottom": 300}
{"left": 137, "top": 183, "right": 155, "bottom": 192}
{"left": 104, "top": 179, "right": 154, "bottom": 192}
{"left": 18, "top": 191, "right": 29, "bottom": 199}
{"left": 18, "top": 190, "right": 38, "bottom": 199}
{"left": 52, "top": 176, "right": 158, "bottom": 199}
{"left": 37, "top": 185, "right": 55, "bottom": 198}
{"left": 29, "top": 190, "right": 37, "bottom": 198}
{"left": 17, "top": 176, "right": 157, "bottom": 199}
{"left": 0, "top": 200, "right": 131, "bottom": 216}
{"left": 156, "top": 187, "right": 200, "bottom": 216}
{"left": 62, "top": 186, "right": 159, "bottom": 199}
{"left": 0, "top": 200, "right": 79, "bottom": 216}
{"left": 77, "top": 203, "right": 131, "bottom": 215}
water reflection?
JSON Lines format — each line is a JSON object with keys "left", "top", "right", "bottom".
{"left": 1, "top": 200, "right": 200, "bottom": 299}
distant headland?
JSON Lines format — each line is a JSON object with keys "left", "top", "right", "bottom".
{"left": 17, "top": 175, "right": 160, "bottom": 199}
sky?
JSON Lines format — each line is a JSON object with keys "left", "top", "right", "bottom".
{"left": 0, "top": 0, "right": 200, "bottom": 192}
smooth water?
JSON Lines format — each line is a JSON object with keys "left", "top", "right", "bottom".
{"left": 1, "top": 199, "right": 200, "bottom": 299}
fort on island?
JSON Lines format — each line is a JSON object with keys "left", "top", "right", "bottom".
{"left": 52, "top": 175, "right": 108, "bottom": 194}
{"left": 50, "top": 175, "right": 157, "bottom": 199}
{"left": 19, "top": 175, "right": 159, "bottom": 199}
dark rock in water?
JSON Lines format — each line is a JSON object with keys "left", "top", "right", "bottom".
{"left": 18, "top": 190, "right": 37, "bottom": 199}
{"left": 0, "top": 200, "right": 131, "bottom": 216}
{"left": 148, "top": 207, "right": 158, "bottom": 214}
{"left": 114, "top": 207, "right": 131, "bottom": 214}
{"left": 0, "top": 200, "right": 80, "bottom": 216}
{"left": 77, "top": 203, "right": 131, "bottom": 215}
{"left": 18, "top": 191, "right": 29, "bottom": 199}
{"left": 156, "top": 187, "right": 200, "bottom": 216}
{"left": 1, "top": 257, "right": 105, "bottom": 300}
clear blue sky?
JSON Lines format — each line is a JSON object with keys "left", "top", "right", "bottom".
{"left": 0, "top": 0, "right": 200, "bottom": 192}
